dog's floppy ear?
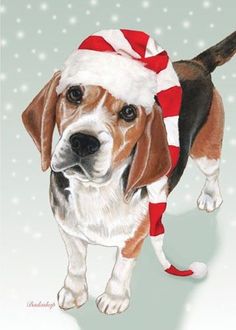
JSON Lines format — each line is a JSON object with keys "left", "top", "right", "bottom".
{"left": 22, "top": 71, "right": 61, "bottom": 171}
{"left": 125, "top": 104, "right": 171, "bottom": 199}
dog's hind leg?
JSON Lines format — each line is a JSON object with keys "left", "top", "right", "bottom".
{"left": 190, "top": 88, "right": 224, "bottom": 212}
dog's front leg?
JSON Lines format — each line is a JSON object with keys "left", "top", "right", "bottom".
{"left": 58, "top": 228, "right": 88, "bottom": 310}
{"left": 96, "top": 249, "right": 136, "bottom": 315}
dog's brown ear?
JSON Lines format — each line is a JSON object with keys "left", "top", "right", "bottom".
{"left": 22, "top": 71, "right": 61, "bottom": 171}
{"left": 125, "top": 104, "right": 171, "bottom": 199}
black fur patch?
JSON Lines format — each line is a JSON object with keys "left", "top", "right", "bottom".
{"left": 50, "top": 171, "right": 70, "bottom": 208}
{"left": 168, "top": 61, "right": 214, "bottom": 192}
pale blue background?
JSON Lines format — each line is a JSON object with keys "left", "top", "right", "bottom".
{"left": 1, "top": 1, "right": 236, "bottom": 329}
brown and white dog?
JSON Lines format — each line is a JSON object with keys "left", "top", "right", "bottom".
{"left": 22, "top": 32, "right": 236, "bottom": 314}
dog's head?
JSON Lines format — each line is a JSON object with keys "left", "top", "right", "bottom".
{"left": 22, "top": 71, "right": 171, "bottom": 198}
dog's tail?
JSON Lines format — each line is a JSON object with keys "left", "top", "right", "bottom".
{"left": 192, "top": 31, "right": 236, "bottom": 73}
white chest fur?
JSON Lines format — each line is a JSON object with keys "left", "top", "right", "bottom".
{"left": 56, "top": 168, "right": 148, "bottom": 247}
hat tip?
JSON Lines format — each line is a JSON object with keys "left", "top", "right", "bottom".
{"left": 190, "top": 262, "right": 208, "bottom": 279}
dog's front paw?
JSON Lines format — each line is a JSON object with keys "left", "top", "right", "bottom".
{"left": 96, "top": 292, "right": 130, "bottom": 315}
{"left": 57, "top": 286, "right": 88, "bottom": 310}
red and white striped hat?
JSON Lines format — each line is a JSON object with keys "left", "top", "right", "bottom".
{"left": 56, "top": 29, "right": 207, "bottom": 279}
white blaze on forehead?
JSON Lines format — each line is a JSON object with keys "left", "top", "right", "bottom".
{"left": 62, "top": 91, "right": 109, "bottom": 137}
{"left": 56, "top": 50, "right": 157, "bottom": 111}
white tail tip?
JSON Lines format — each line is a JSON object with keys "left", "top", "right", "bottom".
{"left": 190, "top": 262, "right": 208, "bottom": 279}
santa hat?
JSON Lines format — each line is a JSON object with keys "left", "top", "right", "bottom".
{"left": 56, "top": 29, "right": 207, "bottom": 279}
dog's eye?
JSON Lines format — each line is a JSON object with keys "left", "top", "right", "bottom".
{"left": 66, "top": 86, "right": 83, "bottom": 104}
{"left": 119, "top": 105, "right": 137, "bottom": 122}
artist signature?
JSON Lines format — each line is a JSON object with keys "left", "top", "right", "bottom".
{"left": 26, "top": 301, "right": 55, "bottom": 310}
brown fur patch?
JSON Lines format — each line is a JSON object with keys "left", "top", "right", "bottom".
{"left": 190, "top": 88, "right": 224, "bottom": 159}
{"left": 121, "top": 214, "right": 149, "bottom": 258}
{"left": 111, "top": 107, "right": 147, "bottom": 167}
{"left": 56, "top": 86, "right": 106, "bottom": 133}
{"left": 173, "top": 61, "right": 204, "bottom": 81}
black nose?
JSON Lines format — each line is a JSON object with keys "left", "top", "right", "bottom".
{"left": 69, "top": 132, "right": 100, "bottom": 157}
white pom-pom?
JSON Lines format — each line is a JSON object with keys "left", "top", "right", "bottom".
{"left": 189, "top": 262, "right": 208, "bottom": 279}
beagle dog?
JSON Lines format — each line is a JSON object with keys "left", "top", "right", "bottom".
{"left": 22, "top": 31, "right": 236, "bottom": 315}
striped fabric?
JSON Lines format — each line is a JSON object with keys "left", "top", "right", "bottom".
{"left": 58, "top": 30, "right": 206, "bottom": 278}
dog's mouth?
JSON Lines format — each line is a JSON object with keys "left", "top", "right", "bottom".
{"left": 62, "top": 163, "right": 112, "bottom": 184}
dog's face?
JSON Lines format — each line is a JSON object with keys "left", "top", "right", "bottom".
{"left": 22, "top": 72, "right": 171, "bottom": 197}
{"left": 52, "top": 84, "right": 147, "bottom": 184}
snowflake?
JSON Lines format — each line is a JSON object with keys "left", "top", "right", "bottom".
{"left": 5, "top": 103, "right": 12, "bottom": 111}
{"left": 163, "top": 7, "right": 168, "bottom": 13}
{"left": 182, "top": 20, "right": 191, "bottom": 29}
{"left": 33, "top": 232, "right": 42, "bottom": 239}
{"left": 209, "top": 23, "right": 214, "bottom": 28}
{"left": 26, "top": 4, "right": 32, "bottom": 10}
{"left": 95, "top": 21, "right": 100, "bottom": 26}
{"left": 141, "top": 1, "right": 150, "bottom": 9}
{"left": 69, "top": 16, "right": 77, "bottom": 25}
{"left": 52, "top": 14, "right": 57, "bottom": 20}
{"left": 167, "top": 25, "right": 172, "bottom": 30}
{"left": 16, "top": 30, "right": 25, "bottom": 39}
{"left": 90, "top": 0, "right": 98, "bottom": 6}
{"left": 185, "top": 194, "right": 192, "bottom": 201}
{"left": 14, "top": 53, "right": 19, "bottom": 58}
{"left": 20, "top": 84, "right": 29, "bottom": 92}
{"left": 226, "top": 187, "right": 235, "bottom": 195}
{"left": 12, "top": 197, "right": 20, "bottom": 205}
{"left": 197, "top": 40, "right": 205, "bottom": 49}
{"left": 227, "top": 95, "right": 235, "bottom": 103}
{"left": 31, "top": 49, "right": 36, "bottom": 54}
{"left": 217, "top": 7, "right": 222, "bottom": 12}
{"left": 16, "top": 18, "right": 21, "bottom": 23}
{"left": 0, "top": 38, "right": 7, "bottom": 47}
{"left": 62, "top": 28, "right": 67, "bottom": 34}
{"left": 116, "top": 3, "right": 121, "bottom": 8}
{"left": 183, "top": 39, "right": 188, "bottom": 44}
{"left": 38, "top": 52, "right": 47, "bottom": 61}
{"left": 231, "top": 73, "right": 236, "bottom": 78}
{"left": 154, "top": 28, "right": 162, "bottom": 35}
{"left": 37, "top": 29, "right": 42, "bottom": 34}
{"left": 203, "top": 1, "right": 211, "bottom": 8}
{"left": 189, "top": 11, "right": 194, "bottom": 16}
{"left": 67, "top": 3, "right": 72, "bottom": 9}
{"left": 0, "top": 72, "right": 6, "bottom": 81}
{"left": 111, "top": 14, "right": 119, "bottom": 22}
{"left": 229, "top": 138, "right": 236, "bottom": 146}
{"left": 136, "top": 17, "right": 141, "bottom": 23}
{"left": 86, "top": 9, "right": 91, "bottom": 15}
{"left": 0, "top": 5, "right": 6, "bottom": 13}
{"left": 53, "top": 47, "right": 58, "bottom": 53}
{"left": 40, "top": 2, "right": 48, "bottom": 11}
{"left": 38, "top": 211, "right": 44, "bottom": 217}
